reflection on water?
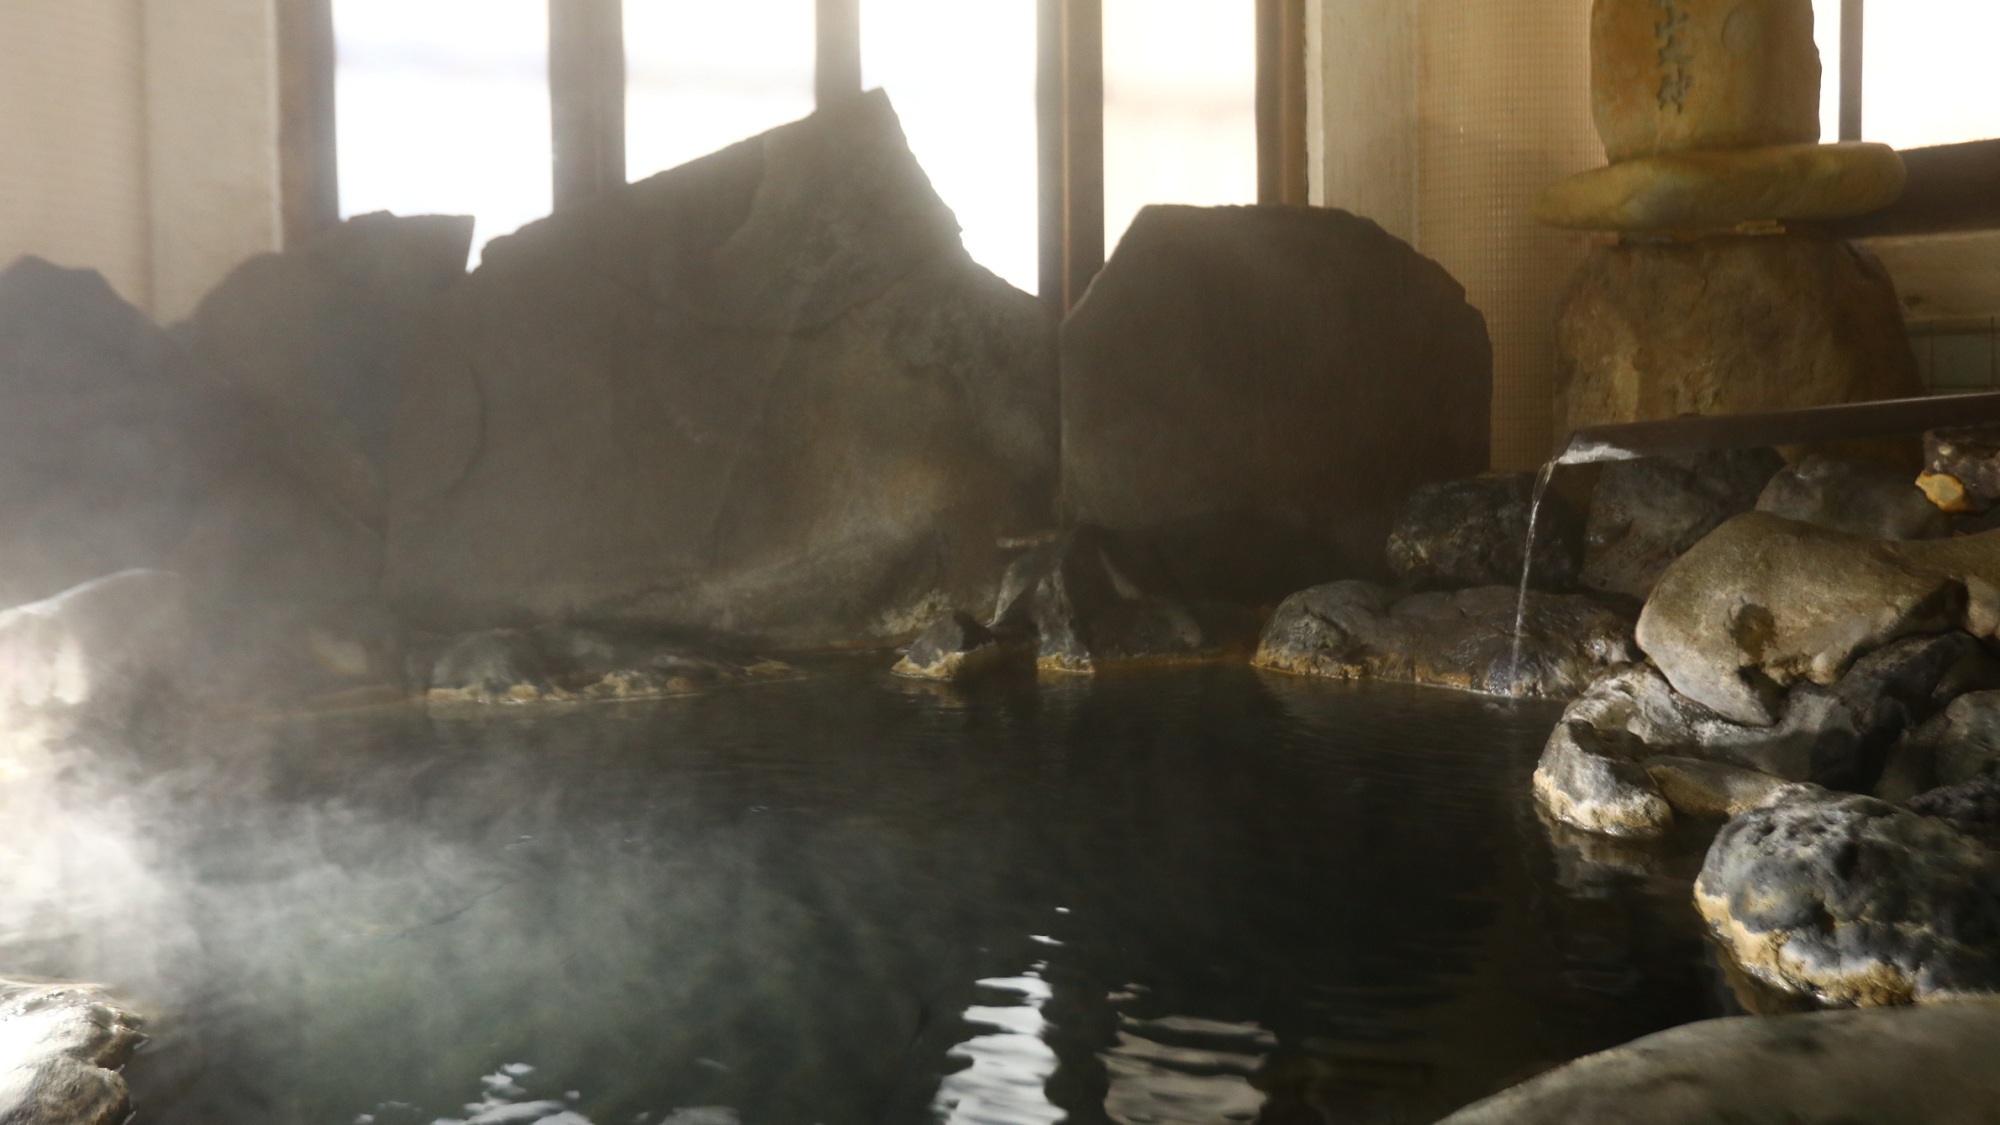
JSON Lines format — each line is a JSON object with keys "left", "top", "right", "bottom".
{"left": 0, "top": 665, "right": 1723, "bottom": 1124}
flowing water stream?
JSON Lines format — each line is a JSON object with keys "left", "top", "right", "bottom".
{"left": 1507, "top": 461, "right": 1560, "bottom": 689}
{"left": 0, "top": 663, "right": 1727, "bottom": 1124}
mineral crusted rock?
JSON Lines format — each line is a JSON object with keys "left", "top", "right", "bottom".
{"left": 1923, "top": 425, "right": 2000, "bottom": 513}
{"left": 1533, "top": 720, "right": 1675, "bottom": 838}
{"left": 892, "top": 611, "right": 1011, "bottom": 681}
{"left": 1635, "top": 512, "right": 1962, "bottom": 725}
{"left": 1060, "top": 204, "right": 1490, "bottom": 595}
{"left": 1013, "top": 527, "right": 1256, "bottom": 675}
{"left": 0, "top": 980, "right": 145, "bottom": 1125}
{"left": 1590, "top": 0, "right": 1821, "bottom": 163}
{"left": 1385, "top": 473, "right": 1582, "bottom": 592}
{"left": 1254, "top": 581, "right": 1635, "bottom": 700}
{"left": 1536, "top": 142, "right": 1906, "bottom": 232}
{"left": 1434, "top": 1001, "right": 2000, "bottom": 1124}
{"left": 425, "top": 627, "right": 792, "bottom": 704}
{"left": 1553, "top": 236, "right": 1923, "bottom": 440}
{"left": 1757, "top": 454, "right": 1949, "bottom": 541}
{"left": 179, "top": 211, "right": 473, "bottom": 527}
{"left": 1581, "top": 448, "right": 1783, "bottom": 599}
{"left": 386, "top": 91, "right": 1058, "bottom": 649}
{"left": 1696, "top": 790, "right": 2000, "bottom": 1006}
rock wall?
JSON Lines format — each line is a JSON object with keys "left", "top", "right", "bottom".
{"left": 385, "top": 92, "right": 1059, "bottom": 649}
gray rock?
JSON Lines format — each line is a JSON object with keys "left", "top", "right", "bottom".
{"left": 1910, "top": 776, "right": 2000, "bottom": 848}
{"left": 1757, "top": 454, "right": 1949, "bottom": 541}
{"left": 1385, "top": 472, "right": 1581, "bottom": 591}
{"left": 178, "top": 211, "right": 474, "bottom": 527}
{"left": 0, "top": 570, "right": 192, "bottom": 741}
{"left": 1880, "top": 690, "right": 2000, "bottom": 802}
{"left": 1635, "top": 512, "right": 1963, "bottom": 725}
{"left": 0, "top": 980, "right": 145, "bottom": 1125}
{"left": 386, "top": 91, "right": 1058, "bottom": 649}
{"left": 427, "top": 629, "right": 559, "bottom": 704}
{"left": 1696, "top": 791, "right": 2000, "bottom": 1006}
{"left": 1060, "top": 204, "right": 1491, "bottom": 599}
{"left": 1643, "top": 755, "right": 1799, "bottom": 820}
{"left": 1255, "top": 581, "right": 1635, "bottom": 699}
{"left": 1435, "top": 1001, "right": 2000, "bottom": 1125}
{"left": 892, "top": 611, "right": 1012, "bottom": 681}
{"left": 1581, "top": 448, "right": 1783, "bottom": 600}
{"left": 1533, "top": 720, "right": 1674, "bottom": 838}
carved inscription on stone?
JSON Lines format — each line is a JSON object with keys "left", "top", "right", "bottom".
{"left": 1653, "top": 0, "right": 1693, "bottom": 111}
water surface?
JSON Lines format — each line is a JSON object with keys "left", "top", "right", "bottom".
{"left": 0, "top": 664, "right": 1725, "bottom": 1124}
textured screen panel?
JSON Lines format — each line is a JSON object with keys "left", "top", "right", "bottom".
{"left": 1417, "top": 0, "right": 1601, "bottom": 469}
{"left": 0, "top": 0, "right": 152, "bottom": 313}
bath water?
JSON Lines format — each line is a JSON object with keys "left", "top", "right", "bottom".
{"left": 0, "top": 663, "right": 1727, "bottom": 1124}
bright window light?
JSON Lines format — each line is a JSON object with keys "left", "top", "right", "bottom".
{"left": 624, "top": 0, "right": 816, "bottom": 183}
{"left": 332, "top": 0, "right": 551, "bottom": 265}
{"left": 863, "top": 0, "right": 1039, "bottom": 295}
{"left": 1862, "top": 1, "right": 2000, "bottom": 149}
{"left": 1103, "top": 0, "right": 1257, "bottom": 258}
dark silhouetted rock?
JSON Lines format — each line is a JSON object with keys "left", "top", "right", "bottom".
{"left": 1255, "top": 581, "right": 1635, "bottom": 699}
{"left": 386, "top": 92, "right": 1058, "bottom": 649}
{"left": 1554, "top": 236, "right": 1923, "bottom": 440}
{"left": 0, "top": 980, "right": 145, "bottom": 1125}
{"left": 893, "top": 611, "right": 1011, "bottom": 681}
{"left": 1017, "top": 526, "right": 1256, "bottom": 674}
{"left": 1581, "top": 448, "right": 1785, "bottom": 599}
{"left": 178, "top": 211, "right": 474, "bottom": 527}
{"left": 1386, "top": 473, "right": 1581, "bottom": 591}
{"left": 1881, "top": 691, "right": 2000, "bottom": 802}
{"left": 1697, "top": 790, "right": 2000, "bottom": 1006}
{"left": 0, "top": 257, "right": 386, "bottom": 643}
{"left": 1636, "top": 512, "right": 1962, "bottom": 725}
{"left": 1436, "top": 1003, "right": 2000, "bottom": 1125}
{"left": 1758, "top": 454, "right": 1948, "bottom": 541}
{"left": 1059, "top": 204, "right": 1491, "bottom": 598}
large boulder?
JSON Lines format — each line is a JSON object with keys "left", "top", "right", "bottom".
{"left": 177, "top": 211, "right": 474, "bottom": 527}
{"left": 1581, "top": 448, "right": 1783, "bottom": 599}
{"left": 1059, "top": 204, "right": 1491, "bottom": 596}
{"left": 0, "top": 258, "right": 387, "bottom": 653}
{"left": 1436, "top": 1001, "right": 2000, "bottom": 1125}
{"left": 1254, "top": 581, "right": 1635, "bottom": 699}
{"left": 1696, "top": 791, "right": 2000, "bottom": 1006}
{"left": 1635, "top": 512, "right": 1962, "bottom": 725}
{"left": 1385, "top": 473, "right": 1581, "bottom": 592}
{"left": 385, "top": 92, "right": 1058, "bottom": 649}
{"left": 1553, "top": 235, "right": 1922, "bottom": 440}
{"left": 1880, "top": 690, "right": 2000, "bottom": 802}
{"left": 1757, "top": 454, "right": 1948, "bottom": 541}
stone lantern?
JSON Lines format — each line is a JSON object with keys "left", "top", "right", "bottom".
{"left": 1543, "top": 0, "right": 1924, "bottom": 441}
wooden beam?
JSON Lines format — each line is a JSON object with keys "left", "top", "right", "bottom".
{"left": 1839, "top": 0, "right": 1864, "bottom": 142}
{"left": 1061, "top": 0, "right": 1105, "bottom": 310}
{"left": 1256, "top": 0, "right": 1308, "bottom": 205}
{"left": 1828, "top": 140, "right": 2000, "bottom": 240}
{"left": 816, "top": 0, "right": 863, "bottom": 107}
{"left": 549, "top": 0, "right": 626, "bottom": 211}
{"left": 275, "top": 0, "right": 339, "bottom": 249}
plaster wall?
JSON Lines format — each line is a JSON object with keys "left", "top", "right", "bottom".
{"left": 1309, "top": 0, "right": 1603, "bottom": 470}
{"left": 0, "top": 0, "right": 282, "bottom": 322}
